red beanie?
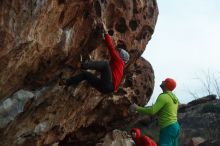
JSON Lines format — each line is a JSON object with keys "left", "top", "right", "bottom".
{"left": 164, "top": 78, "right": 176, "bottom": 91}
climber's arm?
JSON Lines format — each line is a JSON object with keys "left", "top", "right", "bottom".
{"left": 104, "top": 34, "right": 121, "bottom": 61}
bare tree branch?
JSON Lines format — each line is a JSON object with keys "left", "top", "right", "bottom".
{"left": 213, "top": 74, "right": 220, "bottom": 99}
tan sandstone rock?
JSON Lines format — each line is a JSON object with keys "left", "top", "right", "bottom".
{"left": 0, "top": 0, "right": 158, "bottom": 145}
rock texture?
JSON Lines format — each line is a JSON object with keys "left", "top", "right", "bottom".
{"left": 96, "top": 129, "right": 134, "bottom": 146}
{"left": 198, "top": 139, "right": 220, "bottom": 146}
{"left": 178, "top": 96, "right": 220, "bottom": 145}
{"left": 0, "top": 0, "right": 158, "bottom": 146}
{"left": 189, "top": 137, "right": 206, "bottom": 146}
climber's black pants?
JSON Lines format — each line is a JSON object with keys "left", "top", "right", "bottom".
{"left": 66, "top": 61, "right": 114, "bottom": 93}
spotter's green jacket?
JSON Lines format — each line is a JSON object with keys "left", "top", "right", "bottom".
{"left": 136, "top": 91, "right": 179, "bottom": 128}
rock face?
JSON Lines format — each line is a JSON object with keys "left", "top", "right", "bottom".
{"left": 0, "top": 0, "right": 158, "bottom": 146}
{"left": 178, "top": 97, "right": 220, "bottom": 145}
{"left": 189, "top": 137, "right": 206, "bottom": 146}
{"left": 198, "top": 139, "right": 220, "bottom": 146}
{"left": 96, "top": 129, "right": 134, "bottom": 146}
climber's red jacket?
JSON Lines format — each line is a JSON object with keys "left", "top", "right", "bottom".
{"left": 132, "top": 128, "right": 157, "bottom": 146}
{"left": 104, "top": 34, "right": 125, "bottom": 91}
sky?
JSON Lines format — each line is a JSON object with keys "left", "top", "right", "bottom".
{"left": 142, "top": 0, "right": 220, "bottom": 105}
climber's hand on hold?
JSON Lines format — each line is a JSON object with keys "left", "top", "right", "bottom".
{"left": 102, "top": 32, "right": 106, "bottom": 40}
{"left": 129, "top": 103, "right": 138, "bottom": 114}
{"left": 97, "top": 22, "right": 107, "bottom": 40}
{"left": 102, "top": 22, "right": 108, "bottom": 34}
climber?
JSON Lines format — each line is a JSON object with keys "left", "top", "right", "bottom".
{"left": 130, "top": 78, "right": 181, "bottom": 146}
{"left": 131, "top": 128, "right": 157, "bottom": 146}
{"left": 59, "top": 23, "right": 130, "bottom": 94}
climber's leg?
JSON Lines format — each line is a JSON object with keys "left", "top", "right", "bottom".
{"left": 99, "top": 61, "right": 112, "bottom": 84}
{"left": 100, "top": 61, "right": 114, "bottom": 93}
{"left": 62, "top": 60, "right": 113, "bottom": 93}
{"left": 82, "top": 60, "right": 114, "bottom": 93}
{"left": 65, "top": 73, "right": 85, "bottom": 86}
{"left": 81, "top": 60, "right": 108, "bottom": 71}
{"left": 66, "top": 70, "right": 113, "bottom": 93}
